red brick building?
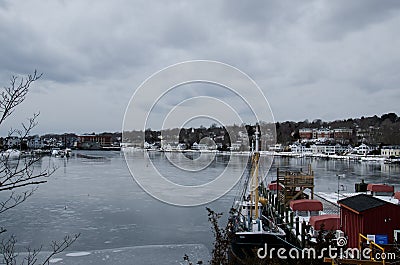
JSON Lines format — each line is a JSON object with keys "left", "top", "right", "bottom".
{"left": 299, "top": 128, "right": 314, "bottom": 140}
{"left": 333, "top": 128, "right": 353, "bottom": 143}
{"left": 77, "top": 135, "right": 112, "bottom": 149}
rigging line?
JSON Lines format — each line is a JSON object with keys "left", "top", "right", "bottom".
{"left": 273, "top": 234, "right": 303, "bottom": 251}
{"left": 231, "top": 162, "right": 250, "bottom": 209}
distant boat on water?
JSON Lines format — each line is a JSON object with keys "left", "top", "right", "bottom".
{"left": 51, "top": 148, "right": 72, "bottom": 158}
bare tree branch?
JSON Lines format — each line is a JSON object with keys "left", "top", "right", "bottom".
{"left": 0, "top": 70, "right": 42, "bottom": 126}
{"left": 0, "top": 188, "right": 36, "bottom": 214}
{"left": 0, "top": 235, "right": 18, "bottom": 265}
{"left": 22, "top": 246, "right": 41, "bottom": 265}
{"left": 41, "top": 234, "right": 80, "bottom": 265}
{"left": 0, "top": 234, "right": 80, "bottom": 265}
{"left": 0, "top": 71, "right": 79, "bottom": 265}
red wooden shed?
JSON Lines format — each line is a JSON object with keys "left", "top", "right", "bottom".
{"left": 338, "top": 194, "right": 400, "bottom": 248}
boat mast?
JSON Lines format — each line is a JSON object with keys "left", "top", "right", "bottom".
{"left": 251, "top": 124, "right": 261, "bottom": 219}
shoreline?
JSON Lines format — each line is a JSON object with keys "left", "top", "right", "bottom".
{"left": 121, "top": 147, "right": 400, "bottom": 163}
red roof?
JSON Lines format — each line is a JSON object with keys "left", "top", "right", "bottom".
{"left": 367, "top": 184, "right": 394, "bottom": 193}
{"left": 310, "top": 214, "right": 340, "bottom": 230}
{"left": 268, "top": 182, "right": 282, "bottom": 191}
{"left": 395, "top": 192, "right": 400, "bottom": 200}
{"left": 290, "top": 199, "right": 323, "bottom": 211}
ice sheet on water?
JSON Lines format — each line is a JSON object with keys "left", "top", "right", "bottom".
{"left": 49, "top": 258, "right": 63, "bottom": 263}
{"left": 65, "top": 251, "right": 91, "bottom": 257}
{"left": 21, "top": 244, "right": 210, "bottom": 265}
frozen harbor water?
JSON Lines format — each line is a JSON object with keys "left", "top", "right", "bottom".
{"left": 20, "top": 244, "right": 210, "bottom": 265}
{"left": 0, "top": 150, "right": 399, "bottom": 264}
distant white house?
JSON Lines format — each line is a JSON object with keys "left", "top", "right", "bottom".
{"left": 309, "top": 144, "right": 348, "bottom": 155}
{"left": 381, "top": 146, "right": 400, "bottom": 157}
{"left": 289, "top": 143, "right": 312, "bottom": 153}
{"left": 230, "top": 143, "right": 242, "bottom": 151}
{"left": 353, "top": 144, "right": 371, "bottom": 155}
{"left": 311, "top": 144, "right": 326, "bottom": 154}
{"left": 192, "top": 142, "right": 208, "bottom": 150}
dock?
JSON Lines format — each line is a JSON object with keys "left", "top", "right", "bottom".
{"left": 259, "top": 167, "right": 394, "bottom": 264}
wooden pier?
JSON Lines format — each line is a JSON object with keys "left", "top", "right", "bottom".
{"left": 276, "top": 165, "right": 315, "bottom": 206}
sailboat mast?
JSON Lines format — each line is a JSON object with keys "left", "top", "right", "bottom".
{"left": 254, "top": 125, "right": 260, "bottom": 219}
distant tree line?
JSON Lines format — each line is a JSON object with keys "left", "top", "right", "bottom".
{"left": 276, "top": 113, "right": 400, "bottom": 146}
{"left": 13, "top": 113, "right": 399, "bottom": 150}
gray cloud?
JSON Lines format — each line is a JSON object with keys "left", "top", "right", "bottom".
{"left": 0, "top": 0, "right": 399, "bottom": 134}
{"left": 310, "top": 0, "right": 400, "bottom": 41}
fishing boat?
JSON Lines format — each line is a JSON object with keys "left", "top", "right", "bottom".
{"left": 229, "top": 125, "right": 286, "bottom": 260}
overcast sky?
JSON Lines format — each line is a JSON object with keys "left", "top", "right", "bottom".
{"left": 1, "top": 0, "right": 399, "bottom": 135}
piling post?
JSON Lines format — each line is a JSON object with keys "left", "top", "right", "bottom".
{"left": 279, "top": 203, "right": 284, "bottom": 224}
{"left": 290, "top": 211, "right": 294, "bottom": 228}
{"left": 301, "top": 220, "right": 307, "bottom": 248}
{"left": 285, "top": 207, "right": 289, "bottom": 225}
{"left": 268, "top": 190, "right": 271, "bottom": 204}
{"left": 269, "top": 192, "right": 273, "bottom": 209}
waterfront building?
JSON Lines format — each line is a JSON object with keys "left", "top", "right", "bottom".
{"left": 230, "top": 143, "right": 241, "bottom": 151}
{"left": 338, "top": 194, "right": 400, "bottom": 248}
{"left": 299, "top": 128, "right": 314, "bottom": 140}
{"left": 381, "top": 145, "right": 400, "bottom": 158}
{"left": 333, "top": 128, "right": 353, "bottom": 144}
{"left": 191, "top": 142, "right": 208, "bottom": 150}
{"left": 77, "top": 134, "right": 112, "bottom": 149}
{"left": 299, "top": 127, "right": 353, "bottom": 144}
{"left": 316, "top": 128, "right": 332, "bottom": 140}
{"left": 353, "top": 143, "right": 371, "bottom": 155}
{"left": 355, "top": 126, "right": 379, "bottom": 144}
{"left": 309, "top": 144, "right": 348, "bottom": 155}
{"left": 289, "top": 143, "right": 312, "bottom": 153}
{"left": 311, "top": 144, "right": 326, "bottom": 154}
